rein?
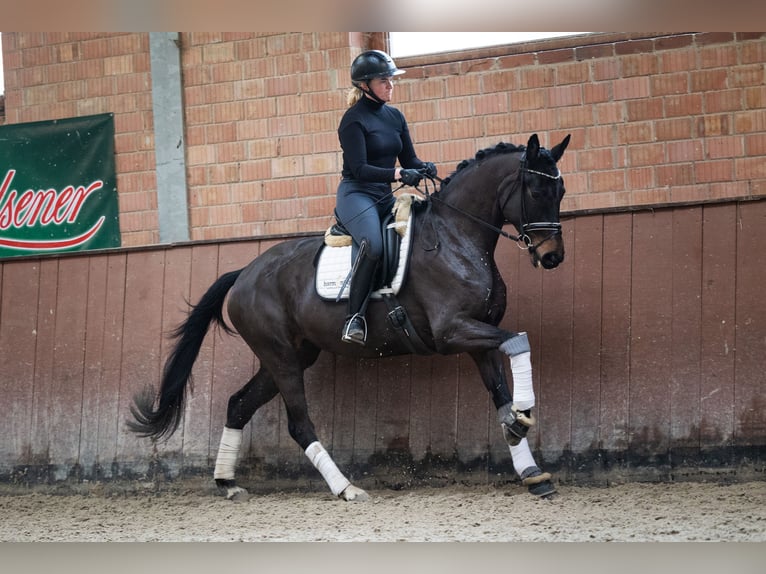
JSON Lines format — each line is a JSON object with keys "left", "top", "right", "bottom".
{"left": 417, "top": 156, "right": 563, "bottom": 253}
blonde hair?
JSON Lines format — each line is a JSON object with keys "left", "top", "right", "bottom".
{"left": 346, "top": 86, "right": 364, "bottom": 107}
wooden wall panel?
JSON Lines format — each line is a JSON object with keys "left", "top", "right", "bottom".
{"left": 30, "top": 260, "right": 58, "bottom": 478}
{"left": 351, "top": 356, "right": 379, "bottom": 464}
{"left": 455, "top": 353, "right": 489, "bottom": 471}
{"left": 49, "top": 257, "right": 89, "bottom": 479}
{"left": 331, "top": 354, "right": 359, "bottom": 467}
{"left": 699, "top": 205, "right": 737, "bottom": 448}
{"left": 669, "top": 207, "right": 703, "bottom": 451}
{"left": 408, "top": 355, "right": 433, "bottom": 462}
{"left": 569, "top": 215, "right": 604, "bottom": 455}
{"left": 97, "top": 253, "right": 127, "bottom": 478}
{"left": 734, "top": 201, "right": 766, "bottom": 443}
{"left": 375, "top": 355, "right": 413, "bottom": 455}
{"left": 630, "top": 210, "right": 674, "bottom": 458}
{"left": 539, "top": 224, "right": 575, "bottom": 458}
{"left": 0, "top": 260, "right": 39, "bottom": 474}
{"left": 427, "top": 355, "right": 459, "bottom": 459}
{"left": 79, "top": 257, "right": 109, "bottom": 477}
{"left": 116, "top": 251, "right": 166, "bottom": 470}
{"left": 598, "top": 213, "right": 632, "bottom": 452}
{"left": 1, "top": 202, "right": 764, "bottom": 488}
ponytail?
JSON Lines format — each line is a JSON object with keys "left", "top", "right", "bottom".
{"left": 346, "top": 86, "right": 364, "bottom": 107}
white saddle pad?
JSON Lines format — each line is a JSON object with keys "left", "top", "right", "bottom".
{"left": 315, "top": 211, "right": 414, "bottom": 301}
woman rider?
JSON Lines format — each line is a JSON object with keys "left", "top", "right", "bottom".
{"left": 335, "top": 49, "right": 437, "bottom": 345}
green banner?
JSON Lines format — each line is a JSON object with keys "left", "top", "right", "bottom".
{"left": 0, "top": 113, "right": 121, "bottom": 258}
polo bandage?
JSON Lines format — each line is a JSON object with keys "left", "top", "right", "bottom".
{"left": 305, "top": 441, "right": 351, "bottom": 497}
{"left": 509, "top": 438, "right": 537, "bottom": 477}
{"left": 500, "top": 332, "right": 535, "bottom": 411}
{"left": 213, "top": 427, "right": 243, "bottom": 480}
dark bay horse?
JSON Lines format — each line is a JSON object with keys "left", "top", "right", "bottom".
{"left": 129, "top": 133, "right": 571, "bottom": 501}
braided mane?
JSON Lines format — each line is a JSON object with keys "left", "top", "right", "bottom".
{"left": 439, "top": 141, "right": 526, "bottom": 191}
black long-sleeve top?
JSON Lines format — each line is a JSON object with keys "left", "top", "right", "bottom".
{"left": 338, "top": 96, "right": 425, "bottom": 183}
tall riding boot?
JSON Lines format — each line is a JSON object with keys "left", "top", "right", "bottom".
{"left": 342, "top": 245, "right": 379, "bottom": 345}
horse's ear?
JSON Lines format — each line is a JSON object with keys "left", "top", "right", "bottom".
{"left": 526, "top": 134, "right": 540, "bottom": 162}
{"left": 551, "top": 134, "right": 571, "bottom": 162}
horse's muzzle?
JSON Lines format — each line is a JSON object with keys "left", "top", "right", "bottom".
{"left": 538, "top": 250, "right": 564, "bottom": 269}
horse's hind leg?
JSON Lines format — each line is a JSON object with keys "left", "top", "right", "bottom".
{"left": 281, "top": 377, "right": 368, "bottom": 502}
{"left": 214, "top": 368, "right": 279, "bottom": 500}
{"left": 268, "top": 349, "right": 368, "bottom": 501}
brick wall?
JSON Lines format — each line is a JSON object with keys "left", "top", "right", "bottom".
{"left": 2, "top": 32, "right": 765, "bottom": 247}
{"left": 2, "top": 32, "right": 157, "bottom": 246}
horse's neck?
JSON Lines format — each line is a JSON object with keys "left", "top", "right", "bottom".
{"left": 427, "top": 186, "right": 503, "bottom": 254}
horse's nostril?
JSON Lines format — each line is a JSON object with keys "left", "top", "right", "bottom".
{"left": 541, "top": 252, "right": 564, "bottom": 269}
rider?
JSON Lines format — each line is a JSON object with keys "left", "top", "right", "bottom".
{"left": 335, "top": 49, "right": 437, "bottom": 345}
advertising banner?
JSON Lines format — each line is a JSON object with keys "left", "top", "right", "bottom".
{"left": 0, "top": 113, "right": 121, "bottom": 258}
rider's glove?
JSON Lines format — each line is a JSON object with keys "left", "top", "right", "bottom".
{"left": 399, "top": 168, "right": 423, "bottom": 187}
{"left": 422, "top": 162, "right": 438, "bottom": 178}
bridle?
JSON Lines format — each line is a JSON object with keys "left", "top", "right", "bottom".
{"left": 504, "top": 154, "right": 563, "bottom": 253}
{"left": 422, "top": 153, "right": 563, "bottom": 256}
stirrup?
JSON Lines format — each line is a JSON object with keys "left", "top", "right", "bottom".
{"left": 342, "top": 313, "right": 367, "bottom": 345}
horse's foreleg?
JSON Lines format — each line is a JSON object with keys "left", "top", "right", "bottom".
{"left": 508, "top": 438, "right": 554, "bottom": 497}
{"left": 498, "top": 332, "right": 556, "bottom": 497}
{"left": 498, "top": 332, "right": 536, "bottom": 445}
{"left": 470, "top": 342, "right": 556, "bottom": 498}
{"left": 214, "top": 369, "right": 279, "bottom": 501}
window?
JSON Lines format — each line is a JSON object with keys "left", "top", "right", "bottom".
{"left": 389, "top": 32, "right": 587, "bottom": 58}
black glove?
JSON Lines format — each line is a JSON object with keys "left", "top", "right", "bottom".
{"left": 422, "top": 162, "right": 437, "bottom": 178}
{"left": 399, "top": 168, "right": 423, "bottom": 187}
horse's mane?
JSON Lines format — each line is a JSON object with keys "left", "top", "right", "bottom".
{"left": 438, "top": 141, "right": 526, "bottom": 191}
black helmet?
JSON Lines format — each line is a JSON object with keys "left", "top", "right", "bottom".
{"left": 350, "top": 50, "right": 405, "bottom": 85}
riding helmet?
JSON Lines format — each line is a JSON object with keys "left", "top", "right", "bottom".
{"left": 350, "top": 50, "right": 405, "bottom": 85}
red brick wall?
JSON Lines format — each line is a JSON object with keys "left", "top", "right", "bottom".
{"left": 2, "top": 32, "right": 157, "bottom": 246}
{"left": 2, "top": 32, "right": 765, "bottom": 247}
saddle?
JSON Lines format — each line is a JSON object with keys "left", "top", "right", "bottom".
{"left": 315, "top": 194, "right": 420, "bottom": 302}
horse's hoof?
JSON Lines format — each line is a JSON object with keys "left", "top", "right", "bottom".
{"left": 339, "top": 484, "right": 369, "bottom": 502}
{"left": 219, "top": 482, "right": 250, "bottom": 502}
{"left": 527, "top": 480, "right": 557, "bottom": 499}
{"left": 520, "top": 467, "right": 556, "bottom": 498}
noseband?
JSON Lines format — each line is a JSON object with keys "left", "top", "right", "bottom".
{"left": 499, "top": 154, "right": 563, "bottom": 255}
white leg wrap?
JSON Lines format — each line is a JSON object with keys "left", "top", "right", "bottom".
{"left": 305, "top": 441, "right": 351, "bottom": 497}
{"left": 509, "top": 438, "right": 537, "bottom": 477}
{"left": 213, "top": 427, "right": 242, "bottom": 480}
{"left": 500, "top": 332, "right": 535, "bottom": 411}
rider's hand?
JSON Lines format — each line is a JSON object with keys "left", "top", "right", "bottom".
{"left": 422, "top": 162, "right": 437, "bottom": 178}
{"left": 399, "top": 168, "right": 423, "bottom": 187}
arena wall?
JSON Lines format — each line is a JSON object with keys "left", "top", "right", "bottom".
{"left": 0, "top": 32, "right": 764, "bottom": 488}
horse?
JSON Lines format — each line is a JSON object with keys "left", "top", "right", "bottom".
{"left": 128, "top": 133, "right": 571, "bottom": 501}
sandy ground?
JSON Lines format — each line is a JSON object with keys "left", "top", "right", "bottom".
{"left": 0, "top": 480, "right": 764, "bottom": 542}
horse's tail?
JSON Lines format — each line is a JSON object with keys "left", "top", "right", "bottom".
{"left": 127, "top": 268, "right": 244, "bottom": 441}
